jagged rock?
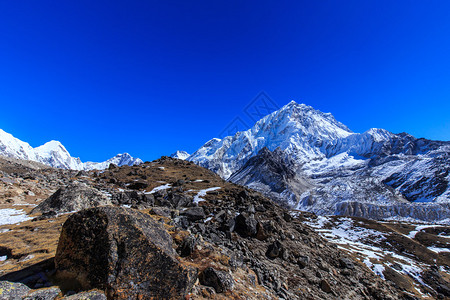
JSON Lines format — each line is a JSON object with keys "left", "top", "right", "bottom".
{"left": 297, "top": 255, "right": 310, "bottom": 269}
{"left": 55, "top": 206, "right": 197, "bottom": 299}
{"left": 167, "top": 193, "right": 192, "bottom": 208}
{"left": 256, "top": 222, "right": 269, "bottom": 240}
{"left": 149, "top": 207, "right": 171, "bottom": 218}
{"left": 177, "top": 235, "right": 197, "bottom": 257}
{"left": 127, "top": 180, "right": 148, "bottom": 190}
{"left": 339, "top": 257, "right": 355, "bottom": 269}
{"left": 266, "top": 241, "right": 283, "bottom": 259}
{"left": 63, "top": 291, "right": 106, "bottom": 299}
{"left": 23, "top": 287, "right": 61, "bottom": 299}
{"left": 234, "top": 213, "right": 258, "bottom": 237}
{"left": 0, "top": 281, "right": 31, "bottom": 299}
{"left": 181, "top": 207, "right": 205, "bottom": 221}
{"left": 199, "top": 267, "right": 234, "bottom": 293}
{"left": 32, "top": 182, "right": 112, "bottom": 214}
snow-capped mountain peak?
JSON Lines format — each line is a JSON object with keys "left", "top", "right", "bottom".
{"left": 189, "top": 100, "right": 355, "bottom": 178}
{"left": 170, "top": 150, "right": 190, "bottom": 160}
{"left": 189, "top": 100, "right": 450, "bottom": 223}
{"left": 0, "top": 129, "right": 142, "bottom": 170}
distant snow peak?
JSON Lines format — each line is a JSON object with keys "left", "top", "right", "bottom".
{"left": 170, "top": 150, "right": 190, "bottom": 160}
{"left": 0, "top": 128, "right": 142, "bottom": 170}
{"left": 189, "top": 100, "right": 354, "bottom": 178}
{"left": 189, "top": 100, "right": 450, "bottom": 223}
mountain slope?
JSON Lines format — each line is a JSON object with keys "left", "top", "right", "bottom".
{"left": 190, "top": 101, "right": 450, "bottom": 222}
{"left": 0, "top": 129, "right": 142, "bottom": 170}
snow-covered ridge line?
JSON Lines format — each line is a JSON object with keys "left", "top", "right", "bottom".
{"left": 0, "top": 129, "right": 143, "bottom": 170}
{"left": 188, "top": 100, "right": 450, "bottom": 222}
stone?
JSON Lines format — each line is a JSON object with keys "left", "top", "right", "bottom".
{"left": 199, "top": 267, "right": 234, "bottom": 293}
{"left": 63, "top": 291, "right": 107, "bottom": 299}
{"left": 149, "top": 207, "right": 171, "bottom": 218}
{"left": 177, "top": 235, "right": 197, "bottom": 257}
{"left": 32, "top": 182, "right": 112, "bottom": 214}
{"left": 55, "top": 206, "right": 197, "bottom": 299}
{"left": 127, "top": 180, "right": 148, "bottom": 190}
{"left": 234, "top": 213, "right": 258, "bottom": 237}
{"left": 320, "top": 279, "right": 332, "bottom": 293}
{"left": 256, "top": 222, "right": 269, "bottom": 241}
{"left": 0, "top": 281, "right": 31, "bottom": 299}
{"left": 181, "top": 207, "right": 205, "bottom": 221}
{"left": 23, "top": 287, "right": 61, "bottom": 300}
{"left": 266, "top": 241, "right": 283, "bottom": 259}
{"left": 298, "top": 255, "right": 310, "bottom": 269}
{"left": 339, "top": 257, "right": 355, "bottom": 269}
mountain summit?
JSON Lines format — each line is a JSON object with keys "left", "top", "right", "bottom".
{"left": 189, "top": 101, "right": 354, "bottom": 178}
{"left": 189, "top": 101, "right": 450, "bottom": 222}
{"left": 0, "top": 129, "right": 142, "bottom": 170}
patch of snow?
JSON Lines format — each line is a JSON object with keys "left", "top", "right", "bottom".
{"left": 147, "top": 184, "right": 171, "bottom": 194}
{"left": 0, "top": 255, "right": 6, "bottom": 262}
{"left": 193, "top": 187, "right": 221, "bottom": 204}
{"left": 13, "top": 203, "right": 37, "bottom": 207}
{"left": 428, "top": 246, "right": 450, "bottom": 253}
{"left": 373, "top": 264, "right": 386, "bottom": 280}
{"left": 407, "top": 224, "right": 444, "bottom": 239}
{"left": 0, "top": 208, "right": 32, "bottom": 225}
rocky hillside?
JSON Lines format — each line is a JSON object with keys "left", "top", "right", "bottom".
{"left": 0, "top": 157, "right": 448, "bottom": 299}
{"left": 189, "top": 101, "right": 450, "bottom": 223}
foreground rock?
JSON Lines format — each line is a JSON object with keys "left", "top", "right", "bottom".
{"left": 55, "top": 206, "right": 197, "bottom": 299}
{"left": 0, "top": 281, "right": 30, "bottom": 299}
{"left": 32, "top": 182, "right": 112, "bottom": 214}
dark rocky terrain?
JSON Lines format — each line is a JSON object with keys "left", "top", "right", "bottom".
{"left": 0, "top": 156, "right": 448, "bottom": 299}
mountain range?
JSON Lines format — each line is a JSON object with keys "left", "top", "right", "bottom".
{"left": 188, "top": 101, "right": 450, "bottom": 223}
{"left": 0, "top": 129, "right": 142, "bottom": 170}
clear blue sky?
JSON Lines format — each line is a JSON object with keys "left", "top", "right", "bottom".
{"left": 1, "top": 1, "right": 449, "bottom": 162}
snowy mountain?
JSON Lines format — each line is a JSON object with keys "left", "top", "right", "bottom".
{"left": 189, "top": 101, "right": 450, "bottom": 222}
{"left": 169, "top": 150, "right": 190, "bottom": 160}
{"left": 0, "top": 129, "right": 142, "bottom": 170}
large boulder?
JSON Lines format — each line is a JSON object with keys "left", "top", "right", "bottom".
{"left": 0, "top": 281, "right": 31, "bottom": 299}
{"left": 55, "top": 206, "right": 197, "bottom": 299}
{"left": 32, "top": 182, "right": 112, "bottom": 214}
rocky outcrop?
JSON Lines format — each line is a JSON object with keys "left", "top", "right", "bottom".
{"left": 55, "top": 206, "right": 197, "bottom": 299}
{"left": 0, "top": 281, "right": 31, "bottom": 299}
{"left": 32, "top": 182, "right": 112, "bottom": 214}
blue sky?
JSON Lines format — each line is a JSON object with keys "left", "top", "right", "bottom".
{"left": 0, "top": 1, "right": 449, "bottom": 162}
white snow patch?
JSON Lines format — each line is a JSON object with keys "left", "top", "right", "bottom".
{"left": 0, "top": 255, "right": 6, "bottom": 262}
{"left": 193, "top": 187, "right": 221, "bottom": 204}
{"left": 0, "top": 208, "right": 32, "bottom": 226}
{"left": 146, "top": 184, "right": 171, "bottom": 194}
{"left": 428, "top": 246, "right": 450, "bottom": 253}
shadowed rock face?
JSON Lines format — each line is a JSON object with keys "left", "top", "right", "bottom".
{"left": 55, "top": 206, "right": 197, "bottom": 299}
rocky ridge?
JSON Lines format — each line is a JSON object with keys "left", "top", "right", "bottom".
{"left": 0, "top": 157, "right": 448, "bottom": 299}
